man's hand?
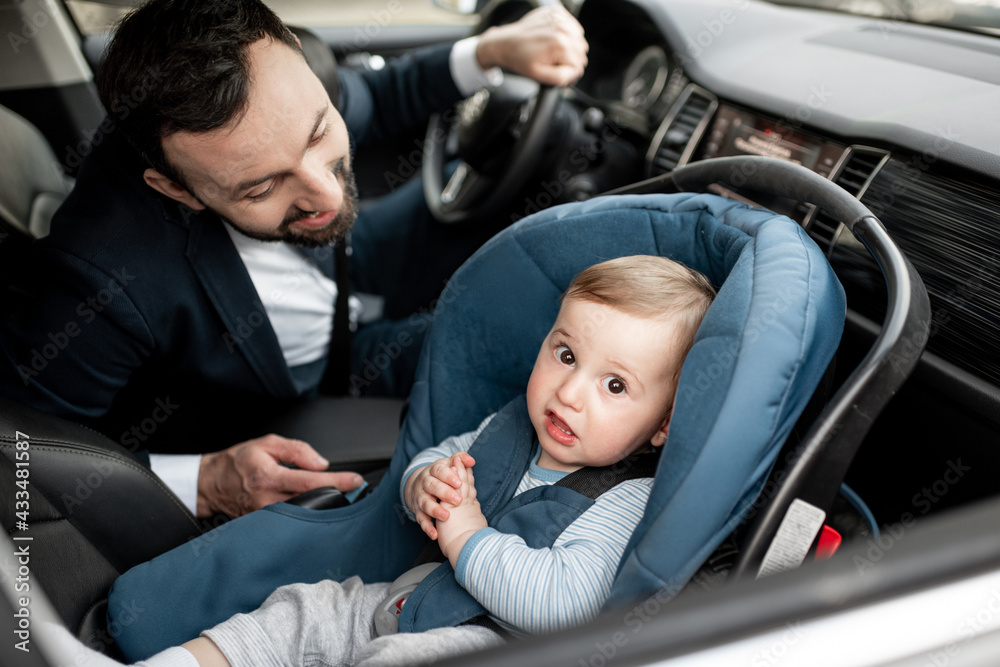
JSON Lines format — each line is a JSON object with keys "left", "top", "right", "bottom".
{"left": 404, "top": 452, "right": 476, "bottom": 540}
{"left": 196, "top": 434, "right": 363, "bottom": 518}
{"left": 476, "top": 5, "right": 589, "bottom": 87}
{"left": 436, "top": 454, "right": 488, "bottom": 569}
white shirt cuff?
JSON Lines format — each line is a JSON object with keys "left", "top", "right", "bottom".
{"left": 450, "top": 36, "right": 503, "bottom": 97}
{"left": 136, "top": 646, "right": 203, "bottom": 667}
{"left": 149, "top": 453, "right": 202, "bottom": 515}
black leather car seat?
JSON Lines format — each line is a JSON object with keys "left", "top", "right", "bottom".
{"left": 0, "top": 396, "right": 203, "bottom": 656}
{"left": 0, "top": 88, "right": 203, "bottom": 662}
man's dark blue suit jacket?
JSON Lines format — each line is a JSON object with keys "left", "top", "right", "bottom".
{"left": 0, "top": 44, "right": 463, "bottom": 439}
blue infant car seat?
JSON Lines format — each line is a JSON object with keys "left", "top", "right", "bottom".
{"left": 109, "top": 190, "right": 847, "bottom": 660}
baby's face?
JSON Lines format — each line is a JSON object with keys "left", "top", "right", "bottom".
{"left": 526, "top": 298, "right": 683, "bottom": 473}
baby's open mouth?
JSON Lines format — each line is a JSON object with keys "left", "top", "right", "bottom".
{"left": 549, "top": 412, "right": 575, "bottom": 437}
{"left": 545, "top": 410, "right": 577, "bottom": 445}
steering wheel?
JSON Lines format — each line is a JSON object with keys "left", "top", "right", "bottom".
{"left": 422, "top": 0, "right": 567, "bottom": 224}
{"left": 423, "top": 77, "right": 561, "bottom": 224}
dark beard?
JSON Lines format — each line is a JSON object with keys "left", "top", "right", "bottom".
{"left": 221, "top": 166, "right": 360, "bottom": 248}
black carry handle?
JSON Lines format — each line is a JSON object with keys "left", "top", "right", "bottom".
{"left": 607, "top": 156, "right": 932, "bottom": 579}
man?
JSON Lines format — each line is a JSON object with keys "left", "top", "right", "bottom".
{"left": 0, "top": 0, "right": 588, "bottom": 518}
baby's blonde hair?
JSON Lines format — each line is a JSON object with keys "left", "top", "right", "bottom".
{"left": 564, "top": 255, "right": 716, "bottom": 364}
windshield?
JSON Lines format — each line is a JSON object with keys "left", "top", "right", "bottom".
{"left": 64, "top": 0, "right": 473, "bottom": 36}
{"left": 766, "top": 0, "right": 1000, "bottom": 33}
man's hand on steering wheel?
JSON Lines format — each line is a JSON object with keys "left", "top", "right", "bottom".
{"left": 423, "top": 5, "right": 589, "bottom": 223}
{"left": 475, "top": 5, "right": 589, "bottom": 87}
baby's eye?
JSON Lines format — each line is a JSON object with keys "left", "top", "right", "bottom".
{"left": 556, "top": 345, "right": 575, "bottom": 365}
{"left": 603, "top": 376, "right": 627, "bottom": 395}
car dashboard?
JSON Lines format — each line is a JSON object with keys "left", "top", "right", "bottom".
{"left": 577, "top": 0, "right": 1000, "bottom": 385}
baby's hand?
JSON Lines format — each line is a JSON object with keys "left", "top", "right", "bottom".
{"left": 437, "top": 455, "right": 489, "bottom": 566}
{"left": 404, "top": 452, "right": 475, "bottom": 540}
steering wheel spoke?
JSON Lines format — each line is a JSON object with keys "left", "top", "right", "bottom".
{"left": 424, "top": 81, "right": 561, "bottom": 224}
{"left": 440, "top": 162, "right": 472, "bottom": 206}
{"left": 442, "top": 161, "right": 494, "bottom": 207}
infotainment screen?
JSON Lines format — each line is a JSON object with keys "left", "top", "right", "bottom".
{"left": 728, "top": 122, "right": 822, "bottom": 169}
{"left": 697, "top": 105, "right": 846, "bottom": 222}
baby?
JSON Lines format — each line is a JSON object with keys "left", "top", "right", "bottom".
{"left": 402, "top": 254, "right": 717, "bottom": 638}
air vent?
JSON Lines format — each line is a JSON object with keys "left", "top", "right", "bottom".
{"left": 805, "top": 146, "right": 889, "bottom": 254}
{"left": 646, "top": 85, "right": 718, "bottom": 178}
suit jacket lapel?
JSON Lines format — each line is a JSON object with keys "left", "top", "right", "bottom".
{"left": 184, "top": 212, "right": 299, "bottom": 398}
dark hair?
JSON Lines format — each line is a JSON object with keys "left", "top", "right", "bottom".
{"left": 97, "top": 0, "right": 301, "bottom": 185}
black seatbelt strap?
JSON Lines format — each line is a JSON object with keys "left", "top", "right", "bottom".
{"left": 320, "top": 240, "right": 352, "bottom": 395}
{"left": 554, "top": 450, "right": 661, "bottom": 499}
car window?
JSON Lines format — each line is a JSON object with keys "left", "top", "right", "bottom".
{"left": 765, "top": 0, "right": 1000, "bottom": 33}
{"left": 64, "top": 0, "right": 476, "bottom": 36}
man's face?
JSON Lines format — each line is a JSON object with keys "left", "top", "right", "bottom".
{"left": 158, "top": 38, "right": 356, "bottom": 247}
{"left": 525, "top": 298, "right": 681, "bottom": 473}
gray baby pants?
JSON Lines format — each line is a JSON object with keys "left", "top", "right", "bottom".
{"left": 203, "top": 577, "right": 505, "bottom": 667}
